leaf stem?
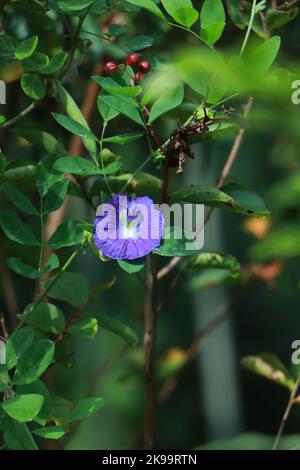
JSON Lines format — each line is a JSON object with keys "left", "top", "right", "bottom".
{"left": 99, "top": 120, "right": 112, "bottom": 196}
{"left": 2, "top": 102, "right": 41, "bottom": 130}
{"left": 272, "top": 373, "right": 300, "bottom": 450}
{"left": 239, "top": 0, "right": 258, "bottom": 57}
{"left": 167, "top": 22, "right": 214, "bottom": 50}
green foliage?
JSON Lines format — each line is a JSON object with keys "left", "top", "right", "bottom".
{"left": 200, "top": 0, "right": 225, "bottom": 45}
{"left": 171, "top": 184, "right": 270, "bottom": 217}
{"left": 15, "top": 36, "right": 38, "bottom": 60}
{"left": 0, "top": 0, "right": 295, "bottom": 451}
{"left": 0, "top": 211, "right": 40, "bottom": 246}
{"left": 2, "top": 394, "right": 44, "bottom": 423}
{"left": 21, "top": 73, "right": 46, "bottom": 100}
{"left": 241, "top": 354, "right": 295, "bottom": 391}
{"left": 68, "top": 397, "right": 104, "bottom": 422}
{"left": 25, "top": 302, "right": 65, "bottom": 334}
{"left": 13, "top": 340, "right": 55, "bottom": 385}
{"left": 44, "top": 272, "right": 90, "bottom": 307}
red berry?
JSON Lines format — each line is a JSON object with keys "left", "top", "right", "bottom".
{"left": 125, "top": 53, "right": 140, "bottom": 66}
{"left": 134, "top": 72, "right": 144, "bottom": 82}
{"left": 103, "top": 60, "right": 119, "bottom": 73}
{"left": 138, "top": 60, "right": 151, "bottom": 74}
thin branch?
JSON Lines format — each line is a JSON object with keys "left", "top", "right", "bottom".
{"left": 55, "top": 303, "right": 86, "bottom": 347}
{"left": 240, "top": 0, "right": 258, "bottom": 57}
{"left": 2, "top": 101, "right": 41, "bottom": 130}
{"left": 143, "top": 255, "right": 157, "bottom": 450}
{"left": 272, "top": 374, "right": 300, "bottom": 450}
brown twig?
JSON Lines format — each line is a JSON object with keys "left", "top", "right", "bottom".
{"left": 157, "top": 96, "right": 254, "bottom": 281}
{"left": 55, "top": 302, "right": 87, "bottom": 346}
{"left": 272, "top": 373, "right": 300, "bottom": 450}
{"left": 143, "top": 255, "right": 157, "bottom": 449}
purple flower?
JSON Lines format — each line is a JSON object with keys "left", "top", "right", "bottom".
{"left": 93, "top": 194, "right": 164, "bottom": 260}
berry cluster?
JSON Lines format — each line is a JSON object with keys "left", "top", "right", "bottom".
{"left": 103, "top": 53, "right": 151, "bottom": 83}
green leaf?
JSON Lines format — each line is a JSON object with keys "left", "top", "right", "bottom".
{"left": 16, "top": 379, "right": 51, "bottom": 426}
{"left": 22, "top": 52, "right": 49, "bottom": 72}
{"left": 125, "top": 0, "right": 165, "bottom": 20}
{"left": 89, "top": 171, "right": 162, "bottom": 196}
{"left": 99, "top": 95, "right": 143, "bottom": 126}
{"left": 21, "top": 73, "right": 46, "bottom": 100}
{"left": 154, "top": 226, "right": 202, "bottom": 257}
{"left": 52, "top": 113, "right": 98, "bottom": 141}
{"left": 68, "top": 397, "right": 104, "bottom": 423}
{"left": 173, "top": 7, "right": 199, "bottom": 28}
{"left": 14, "top": 130, "right": 66, "bottom": 155}
{"left": 220, "top": 183, "right": 270, "bottom": 217}
{"left": 15, "top": 36, "right": 38, "bottom": 60}
{"left": 48, "top": 220, "right": 86, "bottom": 249}
{"left": 25, "top": 302, "right": 65, "bottom": 334}
{"left": 95, "top": 313, "right": 139, "bottom": 347}
{"left": 40, "top": 51, "right": 68, "bottom": 75}
{"left": 93, "top": 77, "right": 142, "bottom": 98}
{"left": 68, "top": 316, "right": 98, "bottom": 339}
{"left": 43, "top": 178, "right": 69, "bottom": 215}
{"left": 0, "top": 372, "right": 10, "bottom": 392}
{"left": 0, "top": 116, "right": 6, "bottom": 127}
{"left": 265, "top": 8, "right": 298, "bottom": 32}
{"left": 148, "top": 82, "right": 184, "bottom": 123}
{"left": 200, "top": 0, "right": 226, "bottom": 45}
{"left": 54, "top": 156, "right": 122, "bottom": 176}
{"left": 161, "top": 0, "right": 193, "bottom": 17}
{"left": 7, "top": 253, "right": 59, "bottom": 280}
{"left": 5, "top": 328, "right": 34, "bottom": 371}
{"left": 2, "top": 394, "right": 44, "bottom": 423}
{"left": 36, "top": 153, "right": 64, "bottom": 197}
{"left": 171, "top": 183, "right": 270, "bottom": 217}
{"left": 33, "top": 426, "right": 65, "bottom": 440}
{"left": 44, "top": 272, "right": 90, "bottom": 307}
{"left": 88, "top": 275, "right": 117, "bottom": 301}
{"left": 0, "top": 34, "right": 19, "bottom": 58}
{"left": 127, "top": 35, "right": 153, "bottom": 52}
{"left": 3, "top": 184, "right": 38, "bottom": 215}
{"left": 97, "top": 93, "right": 120, "bottom": 121}
{"left": 241, "top": 354, "right": 295, "bottom": 391}
{"left": 103, "top": 133, "right": 143, "bottom": 145}
{"left": 13, "top": 340, "right": 55, "bottom": 385}
{"left": 246, "top": 36, "right": 281, "bottom": 75}
{"left": 176, "top": 51, "right": 212, "bottom": 96}
{"left": 181, "top": 252, "right": 240, "bottom": 276}
{"left": 57, "top": 0, "right": 94, "bottom": 12}
{"left": 117, "top": 259, "right": 145, "bottom": 274}
{"left": 0, "top": 211, "right": 40, "bottom": 246}
{"left": 56, "top": 82, "right": 98, "bottom": 157}
{"left": 7, "top": 258, "right": 40, "bottom": 280}
{"left": 187, "top": 268, "right": 240, "bottom": 291}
